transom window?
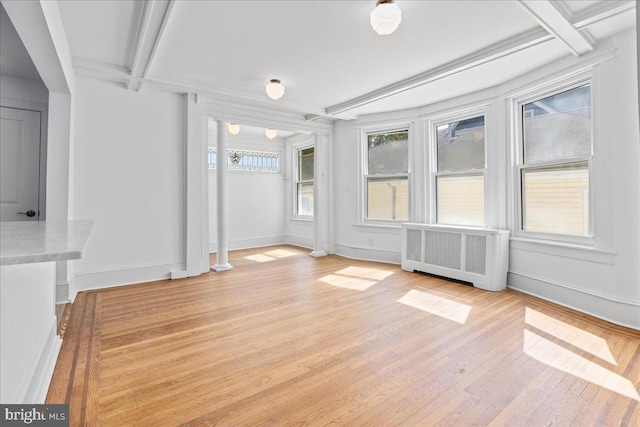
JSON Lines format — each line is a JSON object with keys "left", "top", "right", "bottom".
{"left": 208, "top": 148, "right": 280, "bottom": 173}
{"left": 518, "top": 82, "right": 592, "bottom": 238}
{"left": 365, "top": 129, "right": 409, "bottom": 221}
{"left": 434, "top": 114, "right": 486, "bottom": 226}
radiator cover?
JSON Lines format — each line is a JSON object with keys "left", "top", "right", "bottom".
{"left": 401, "top": 223, "right": 510, "bottom": 291}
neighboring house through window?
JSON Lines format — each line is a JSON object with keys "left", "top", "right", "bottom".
{"left": 365, "top": 129, "right": 409, "bottom": 221}
{"left": 433, "top": 114, "right": 486, "bottom": 226}
{"left": 517, "top": 81, "right": 592, "bottom": 239}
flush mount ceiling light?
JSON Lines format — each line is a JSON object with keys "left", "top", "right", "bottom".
{"left": 228, "top": 123, "right": 240, "bottom": 135}
{"left": 370, "top": 0, "right": 402, "bottom": 36}
{"left": 265, "top": 129, "right": 278, "bottom": 139}
{"left": 266, "top": 79, "right": 285, "bottom": 100}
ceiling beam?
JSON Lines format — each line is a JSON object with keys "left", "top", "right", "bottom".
{"left": 2, "top": 0, "right": 74, "bottom": 94}
{"left": 518, "top": 0, "right": 594, "bottom": 57}
{"left": 572, "top": 1, "right": 636, "bottom": 29}
{"left": 127, "top": 0, "right": 175, "bottom": 91}
{"left": 324, "top": 0, "right": 630, "bottom": 117}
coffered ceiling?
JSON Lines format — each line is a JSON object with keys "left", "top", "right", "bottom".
{"left": 11, "top": 1, "right": 639, "bottom": 120}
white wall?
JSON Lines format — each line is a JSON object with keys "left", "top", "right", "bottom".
{"left": 0, "top": 74, "right": 48, "bottom": 103}
{"left": 208, "top": 131, "right": 286, "bottom": 252}
{"left": 70, "top": 75, "right": 185, "bottom": 294}
{"left": 508, "top": 29, "right": 640, "bottom": 328}
{"left": 333, "top": 29, "right": 640, "bottom": 328}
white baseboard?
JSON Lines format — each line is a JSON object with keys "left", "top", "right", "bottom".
{"left": 72, "top": 261, "right": 185, "bottom": 300}
{"left": 334, "top": 243, "right": 401, "bottom": 265}
{"left": 209, "top": 235, "right": 287, "bottom": 253}
{"left": 285, "top": 235, "right": 313, "bottom": 250}
{"left": 23, "top": 318, "right": 62, "bottom": 404}
{"left": 508, "top": 271, "right": 640, "bottom": 330}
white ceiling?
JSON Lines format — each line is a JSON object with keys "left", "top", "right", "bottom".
{"left": 6, "top": 1, "right": 637, "bottom": 122}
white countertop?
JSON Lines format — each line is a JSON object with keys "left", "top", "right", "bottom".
{"left": 0, "top": 220, "right": 94, "bottom": 266}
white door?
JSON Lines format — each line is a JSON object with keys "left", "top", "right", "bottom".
{"left": 0, "top": 106, "right": 41, "bottom": 221}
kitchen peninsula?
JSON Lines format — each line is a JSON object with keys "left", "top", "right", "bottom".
{"left": 0, "top": 220, "right": 93, "bottom": 403}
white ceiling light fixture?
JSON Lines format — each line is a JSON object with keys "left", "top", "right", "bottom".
{"left": 266, "top": 79, "right": 285, "bottom": 100}
{"left": 370, "top": 0, "right": 402, "bottom": 36}
{"left": 228, "top": 123, "right": 240, "bottom": 135}
{"left": 265, "top": 129, "right": 278, "bottom": 139}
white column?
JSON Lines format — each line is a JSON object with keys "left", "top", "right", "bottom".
{"left": 185, "top": 94, "right": 203, "bottom": 277}
{"left": 310, "top": 133, "right": 327, "bottom": 257}
{"left": 213, "top": 120, "right": 233, "bottom": 271}
{"left": 200, "top": 114, "right": 210, "bottom": 273}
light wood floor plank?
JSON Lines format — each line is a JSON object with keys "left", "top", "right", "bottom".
{"left": 46, "top": 245, "right": 640, "bottom": 426}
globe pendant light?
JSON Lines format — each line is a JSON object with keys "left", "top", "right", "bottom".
{"left": 370, "top": 0, "right": 402, "bottom": 36}
{"left": 266, "top": 79, "right": 285, "bottom": 100}
{"left": 228, "top": 123, "right": 240, "bottom": 135}
{"left": 265, "top": 129, "right": 277, "bottom": 139}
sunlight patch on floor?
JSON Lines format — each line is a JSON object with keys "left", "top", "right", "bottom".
{"left": 319, "top": 274, "right": 377, "bottom": 291}
{"left": 319, "top": 265, "right": 393, "bottom": 291}
{"left": 523, "top": 329, "right": 640, "bottom": 401}
{"left": 245, "top": 254, "right": 276, "bottom": 263}
{"left": 264, "top": 249, "right": 297, "bottom": 258}
{"left": 334, "top": 266, "right": 394, "bottom": 281}
{"left": 398, "top": 289, "right": 471, "bottom": 324}
{"left": 245, "top": 249, "right": 299, "bottom": 263}
{"left": 525, "top": 307, "right": 616, "bottom": 364}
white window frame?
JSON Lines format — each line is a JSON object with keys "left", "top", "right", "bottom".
{"left": 293, "top": 143, "right": 314, "bottom": 219}
{"left": 208, "top": 148, "right": 280, "bottom": 173}
{"left": 428, "top": 107, "right": 488, "bottom": 227}
{"left": 512, "top": 75, "right": 594, "bottom": 246}
{"left": 360, "top": 124, "right": 412, "bottom": 225}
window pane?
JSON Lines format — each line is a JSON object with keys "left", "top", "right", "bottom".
{"left": 367, "top": 177, "right": 408, "bottom": 220}
{"left": 522, "top": 162, "right": 589, "bottom": 236}
{"left": 523, "top": 84, "right": 591, "bottom": 164}
{"left": 436, "top": 174, "right": 484, "bottom": 226}
{"left": 297, "top": 182, "right": 314, "bottom": 216}
{"left": 437, "top": 116, "right": 485, "bottom": 172}
{"left": 368, "top": 130, "right": 408, "bottom": 175}
{"left": 299, "top": 148, "right": 314, "bottom": 181}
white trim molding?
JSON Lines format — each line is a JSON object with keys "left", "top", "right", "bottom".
{"left": 209, "top": 235, "right": 287, "bottom": 253}
{"left": 23, "top": 319, "right": 62, "bottom": 404}
{"left": 72, "top": 261, "right": 184, "bottom": 300}
{"left": 334, "top": 243, "right": 401, "bottom": 265}
{"left": 508, "top": 271, "right": 640, "bottom": 330}
{"left": 510, "top": 238, "right": 616, "bottom": 264}
{"left": 285, "top": 235, "right": 313, "bottom": 250}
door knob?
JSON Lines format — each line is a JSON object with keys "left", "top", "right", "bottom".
{"left": 17, "top": 210, "right": 36, "bottom": 217}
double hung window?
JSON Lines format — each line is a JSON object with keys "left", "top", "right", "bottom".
{"left": 434, "top": 114, "right": 486, "bottom": 226}
{"left": 517, "top": 82, "right": 592, "bottom": 238}
{"left": 365, "top": 130, "right": 409, "bottom": 221}
{"left": 296, "top": 147, "right": 314, "bottom": 217}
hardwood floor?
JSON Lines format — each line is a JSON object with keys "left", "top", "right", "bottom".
{"left": 46, "top": 245, "right": 640, "bottom": 426}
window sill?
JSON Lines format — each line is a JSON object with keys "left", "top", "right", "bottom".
{"left": 290, "top": 217, "right": 313, "bottom": 223}
{"left": 510, "top": 237, "right": 616, "bottom": 265}
{"left": 353, "top": 223, "right": 402, "bottom": 233}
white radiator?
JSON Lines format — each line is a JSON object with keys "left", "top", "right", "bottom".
{"left": 401, "top": 223, "right": 510, "bottom": 291}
